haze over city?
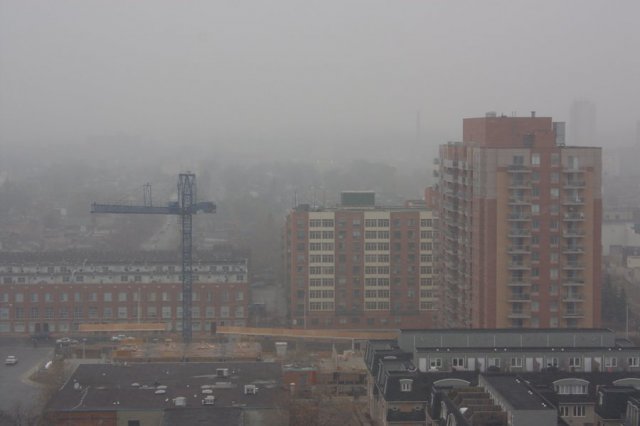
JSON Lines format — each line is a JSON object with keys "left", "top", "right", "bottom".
{"left": 2, "top": 0, "right": 640, "bottom": 165}
{"left": 2, "top": 1, "right": 640, "bottom": 425}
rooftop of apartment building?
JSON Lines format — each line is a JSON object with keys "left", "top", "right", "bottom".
{"left": 161, "top": 407, "right": 243, "bottom": 425}
{"left": 291, "top": 190, "right": 432, "bottom": 213}
{"left": 397, "top": 328, "right": 627, "bottom": 352}
{"left": 46, "top": 362, "right": 285, "bottom": 416}
{"left": 0, "top": 248, "right": 249, "bottom": 265}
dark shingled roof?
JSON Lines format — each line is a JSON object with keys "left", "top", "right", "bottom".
{"left": 481, "top": 375, "right": 553, "bottom": 410}
{"left": 382, "top": 371, "right": 477, "bottom": 402}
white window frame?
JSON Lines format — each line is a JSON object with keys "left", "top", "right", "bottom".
{"left": 628, "top": 357, "right": 640, "bottom": 367}
{"left": 451, "top": 357, "right": 465, "bottom": 368}
{"left": 511, "top": 357, "right": 523, "bottom": 368}
{"left": 429, "top": 358, "right": 442, "bottom": 369}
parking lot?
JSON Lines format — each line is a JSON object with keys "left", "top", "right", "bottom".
{"left": 0, "top": 341, "right": 53, "bottom": 413}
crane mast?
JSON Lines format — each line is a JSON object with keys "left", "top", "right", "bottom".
{"left": 91, "top": 172, "right": 215, "bottom": 343}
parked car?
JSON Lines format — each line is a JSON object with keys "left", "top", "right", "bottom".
{"left": 111, "top": 334, "right": 127, "bottom": 342}
{"left": 5, "top": 356, "right": 17, "bottom": 366}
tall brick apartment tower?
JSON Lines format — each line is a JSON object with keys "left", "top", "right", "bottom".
{"left": 437, "top": 113, "right": 602, "bottom": 328}
{"left": 284, "top": 192, "right": 437, "bottom": 329}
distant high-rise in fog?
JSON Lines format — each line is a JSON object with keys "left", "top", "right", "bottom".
{"left": 569, "top": 100, "right": 597, "bottom": 146}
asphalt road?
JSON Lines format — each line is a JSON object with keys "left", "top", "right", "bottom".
{"left": 0, "top": 342, "right": 53, "bottom": 414}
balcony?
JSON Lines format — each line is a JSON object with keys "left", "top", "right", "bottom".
{"left": 563, "top": 197, "right": 585, "bottom": 205}
{"left": 508, "top": 213, "right": 531, "bottom": 221}
{"left": 508, "top": 229, "right": 531, "bottom": 237}
{"left": 565, "top": 180, "right": 586, "bottom": 188}
{"left": 508, "top": 246, "right": 530, "bottom": 254}
{"left": 563, "top": 262, "right": 585, "bottom": 270}
{"left": 563, "top": 246, "right": 584, "bottom": 254}
{"left": 563, "top": 229, "right": 584, "bottom": 237}
{"left": 508, "top": 165, "right": 531, "bottom": 173}
{"left": 509, "top": 293, "right": 531, "bottom": 302}
{"left": 564, "top": 212, "right": 585, "bottom": 221}
{"left": 508, "top": 281, "right": 531, "bottom": 287}
{"left": 563, "top": 279, "right": 585, "bottom": 286}
{"left": 563, "top": 294, "right": 583, "bottom": 302}
{"left": 508, "top": 198, "right": 530, "bottom": 205}
{"left": 508, "top": 311, "right": 531, "bottom": 319}
{"left": 509, "top": 181, "right": 530, "bottom": 189}
{"left": 563, "top": 310, "right": 584, "bottom": 318}
{"left": 508, "top": 262, "right": 530, "bottom": 270}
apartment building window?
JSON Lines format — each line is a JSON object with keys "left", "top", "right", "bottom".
{"left": 511, "top": 357, "right": 523, "bottom": 368}
{"left": 161, "top": 307, "right": 172, "bottom": 319}
{"left": 420, "top": 242, "right": 433, "bottom": 251}
{"left": 628, "top": 357, "right": 640, "bottom": 367}
{"left": 104, "top": 292, "right": 112, "bottom": 302}
{"left": 569, "top": 357, "right": 582, "bottom": 368}
{"left": 488, "top": 358, "right": 500, "bottom": 368}
{"left": 103, "top": 307, "right": 112, "bottom": 319}
{"left": 559, "top": 406, "right": 570, "bottom": 417}
{"left": 532, "top": 186, "right": 540, "bottom": 197}
{"left": 546, "top": 357, "right": 559, "bottom": 368}
{"left": 551, "top": 153, "right": 560, "bottom": 165}
{"left": 605, "top": 357, "right": 618, "bottom": 368}
{"left": 532, "top": 204, "right": 540, "bottom": 215}
{"left": 512, "top": 155, "right": 524, "bottom": 165}
{"left": 429, "top": 358, "right": 442, "bottom": 369}
{"left": 147, "top": 306, "right": 157, "bottom": 319}
{"left": 45, "top": 307, "right": 54, "bottom": 320}
{"left": 573, "top": 405, "right": 586, "bottom": 417}
{"left": 550, "top": 188, "right": 560, "bottom": 198}
{"left": 30, "top": 307, "right": 39, "bottom": 320}
{"left": 451, "top": 358, "right": 465, "bottom": 368}
{"left": 88, "top": 307, "right": 98, "bottom": 319}
{"left": 531, "top": 153, "right": 540, "bottom": 166}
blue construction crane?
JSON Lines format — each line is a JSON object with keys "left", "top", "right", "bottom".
{"left": 91, "top": 173, "right": 216, "bottom": 343}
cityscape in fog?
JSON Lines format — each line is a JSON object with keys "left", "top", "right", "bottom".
{"left": 2, "top": 1, "right": 640, "bottom": 425}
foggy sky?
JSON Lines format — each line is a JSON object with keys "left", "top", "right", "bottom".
{"left": 1, "top": 0, "right": 639, "bottom": 162}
